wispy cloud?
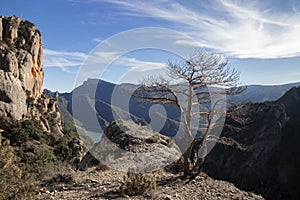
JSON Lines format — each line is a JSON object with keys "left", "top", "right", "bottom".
{"left": 43, "top": 49, "right": 87, "bottom": 72}
{"left": 88, "top": 50, "right": 166, "bottom": 71}
{"left": 92, "top": 37, "right": 103, "bottom": 43}
{"left": 101, "top": 0, "right": 300, "bottom": 59}
{"left": 44, "top": 49, "right": 165, "bottom": 72}
{"left": 116, "top": 57, "right": 166, "bottom": 72}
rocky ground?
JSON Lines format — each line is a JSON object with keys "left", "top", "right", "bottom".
{"left": 36, "top": 168, "right": 264, "bottom": 200}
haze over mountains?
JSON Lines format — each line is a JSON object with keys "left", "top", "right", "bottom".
{"left": 47, "top": 79, "right": 181, "bottom": 136}
{"left": 235, "top": 82, "right": 300, "bottom": 102}
{"left": 46, "top": 79, "right": 300, "bottom": 134}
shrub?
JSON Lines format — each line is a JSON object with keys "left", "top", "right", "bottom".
{"left": 54, "top": 131, "right": 78, "bottom": 160}
{"left": 23, "top": 145, "right": 57, "bottom": 179}
{"left": 45, "top": 173, "right": 75, "bottom": 186}
{"left": 3, "top": 119, "right": 68, "bottom": 179}
{"left": 119, "top": 171, "right": 156, "bottom": 197}
{"left": 95, "top": 163, "right": 110, "bottom": 171}
{"left": 5, "top": 120, "right": 45, "bottom": 145}
{"left": 0, "top": 135, "right": 34, "bottom": 199}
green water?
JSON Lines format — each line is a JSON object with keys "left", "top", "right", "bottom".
{"left": 86, "top": 131, "right": 102, "bottom": 143}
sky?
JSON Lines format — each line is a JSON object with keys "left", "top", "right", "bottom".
{"left": 1, "top": 0, "right": 300, "bottom": 92}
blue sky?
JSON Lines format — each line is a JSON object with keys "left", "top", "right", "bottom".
{"left": 1, "top": 0, "right": 300, "bottom": 92}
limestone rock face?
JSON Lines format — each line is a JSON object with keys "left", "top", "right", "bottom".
{"left": 0, "top": 16, "right": 60, "bottom": 133}
{"left": 0, "top": 16, "right": 43, "bottom": 98}
{"left": 0, "top": 70, "right": 27, "bottom": 121}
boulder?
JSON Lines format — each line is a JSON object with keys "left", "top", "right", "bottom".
{"left": 79, "top": 120, "right": 181, "bottom": 172}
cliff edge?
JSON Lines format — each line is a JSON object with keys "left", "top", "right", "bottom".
{"left": 0, "top": 16, "right": 60, "bottom": 132}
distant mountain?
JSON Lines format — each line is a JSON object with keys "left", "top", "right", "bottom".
{"left": 234, "top": 82, "right": 300, "bottom": 103}
{"left": 57, "top": 79, "right": 181, "bottom": 136}
{"left": 53, "top": 79, "right": 300, "bottom": 134}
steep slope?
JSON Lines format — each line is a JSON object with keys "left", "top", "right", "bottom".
{"left": 277, "top": 86, "right": 300, "bottom": 117}
{"left": 203, "top": 86, "right": 300, "bottom": 199}
{"left": 0, "top": 16, "right": 60, "bottom": 132}
{"left": 58, "top": 79, "right": 300, "bottom": 137}
{"left": 61, "top": 79, "right": 181, "bottom": 136}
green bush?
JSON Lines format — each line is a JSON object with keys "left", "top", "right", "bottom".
{"left": 119, "top": 171, "right": 156, "bottom": 197}
{"left": 0, "top": 135, "right": 34, "bottom": 199}
{"left": 23, "top": 145, "right": 57, "bottom": 179}
{"left": 5, "top": 120, "right": 45, "bottom": 145}
{"left": 2, "top": 112, "right": 83, "bottom": 181}
{"left": 54, "top": 131, "right": 78, "bottom": 160}
{"left": 3, "top": 119, "right": 78, "bottom": 179}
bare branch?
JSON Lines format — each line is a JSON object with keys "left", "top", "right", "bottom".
{"left": 131, "top": 49, "right": 244, "bottom": 179}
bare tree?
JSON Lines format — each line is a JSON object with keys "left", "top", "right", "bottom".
{"left": 133, "top": 50, "right": 244, "bottom": 179}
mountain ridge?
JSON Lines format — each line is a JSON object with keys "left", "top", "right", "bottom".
{"left": 48, "top": 78, "right": 300, "bottom": 134}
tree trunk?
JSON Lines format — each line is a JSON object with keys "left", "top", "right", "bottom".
{"left": 182, "top": 144, "right": 192, "bottom": 178}
{"left": 182, "top": 83, "right": 194, "bottom": 178}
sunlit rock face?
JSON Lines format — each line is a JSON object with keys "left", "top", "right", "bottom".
{"left": 0, "top": 16, "right": 61, "bottom": 133}
{"left": 0, "top": 16, "right": 43, "bottom": 98}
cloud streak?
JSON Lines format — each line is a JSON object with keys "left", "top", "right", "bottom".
{"left": 88, "top": 50, "right": 166, "bottom": 71}
{"left": 43, "top": 49, "right": 165, "bottom": 72}
{"left": 116, "top": 57, "right": 166, "bottom": 72}
{"left": 102, "top": 0, "right": 300, "bottom": 59}
{"left": 43, "top": 49, "right": 87, "bottom": 72}
{"left": 92, "top": 38, "right": 103, "bottom": 43}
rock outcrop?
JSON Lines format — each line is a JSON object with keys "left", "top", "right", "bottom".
{"left": 0, "top": 16, "right": 60, "bottom": 132}
{"left": 277, "top": 86, "right": 300, "bottom": 117}
{"left": 0, "top": 16, "right": 43, "bottom": 98}
{"left": 79, "top": 120, "right": 181, "bottom": 172}
{"left": 203, "top": 90, "right": 300, "bottom": 199}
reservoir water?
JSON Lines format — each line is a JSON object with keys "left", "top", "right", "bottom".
{"left": 86, "top": 131, "right": 102, "bottom": 143}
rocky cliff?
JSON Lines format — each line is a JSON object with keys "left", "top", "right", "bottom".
{"left": 203, "top": 87, "right": 300, "bottom": 199}
{"left": 0, "top": 16, "right": 60, "bottom": 132}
